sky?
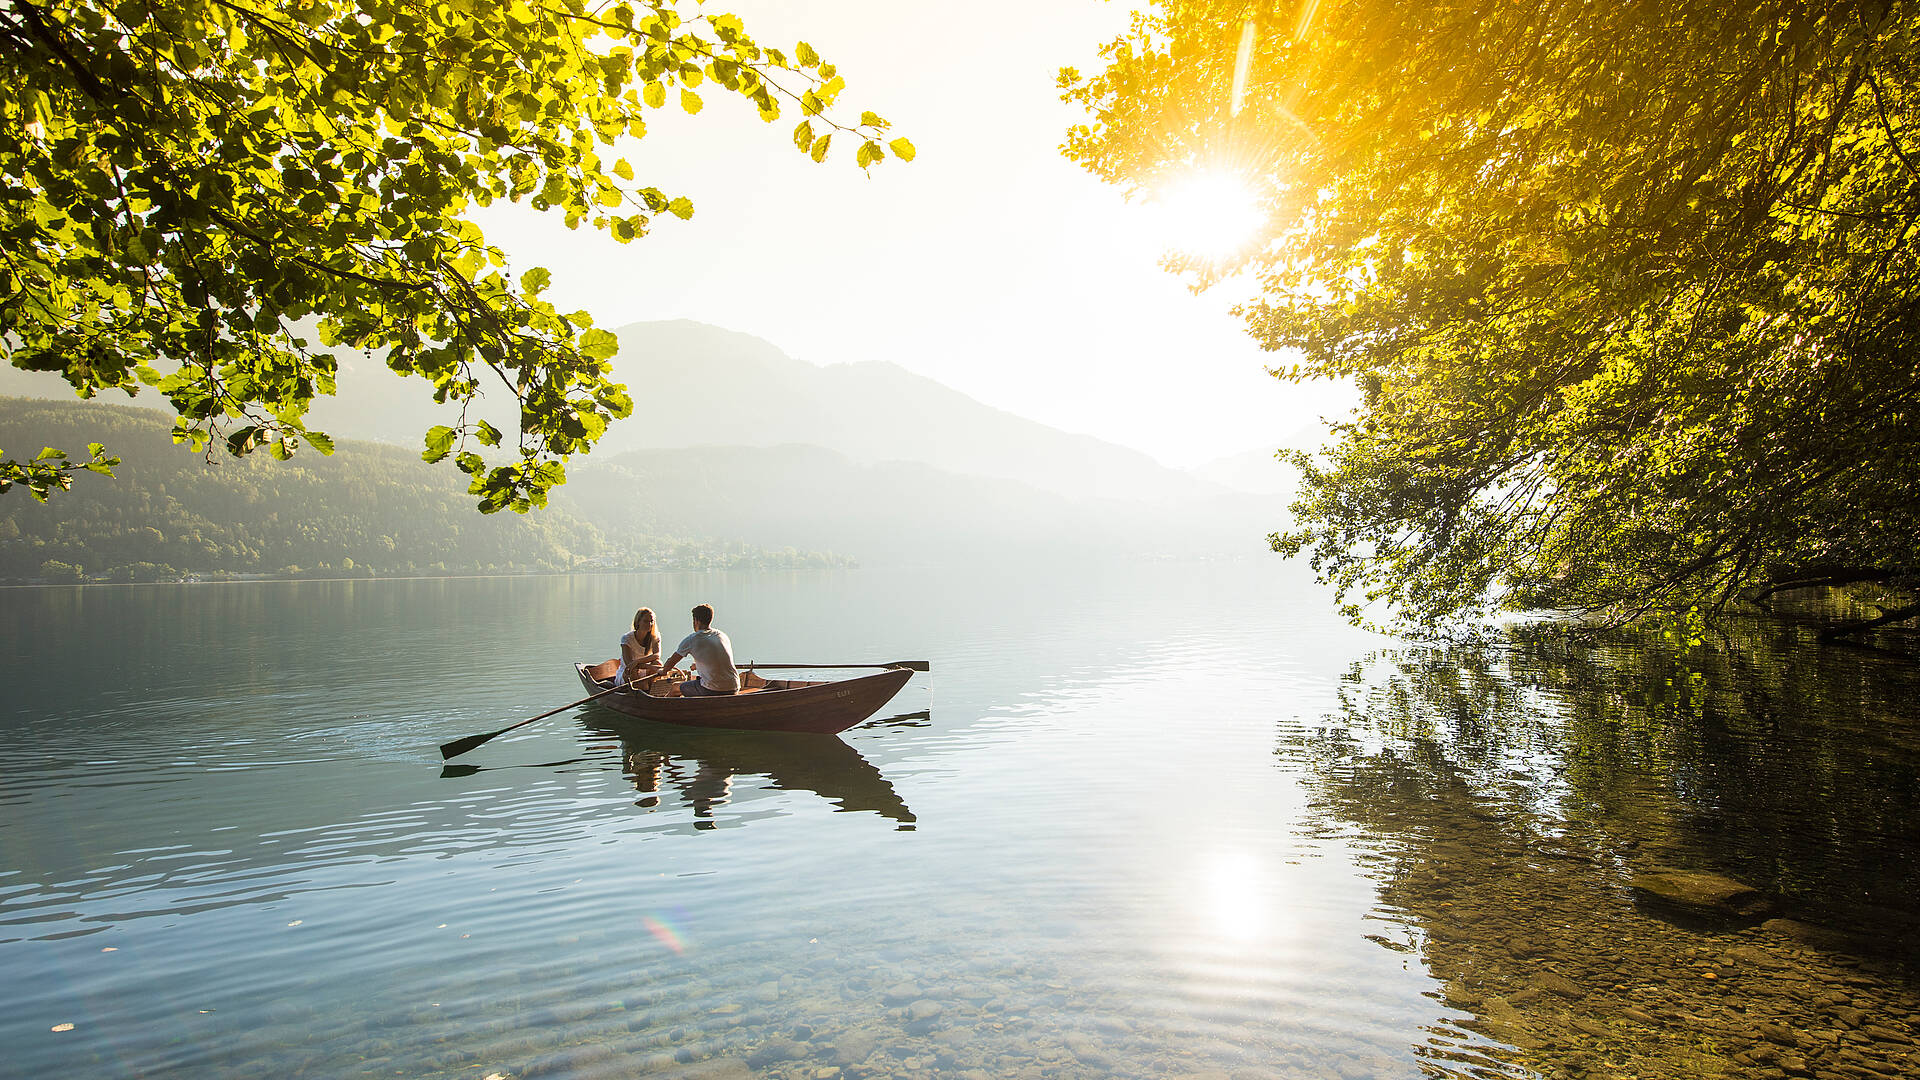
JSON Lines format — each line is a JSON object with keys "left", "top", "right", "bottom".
{"left": 471, "top": 0, "right": 1354, "bottom": 470}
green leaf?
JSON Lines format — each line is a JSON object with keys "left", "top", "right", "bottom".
{"left": 579, "top": 328, "right": 620, "bottom": 361}
{"left": 423, "top": 425, "right": 456, "bottom": 463}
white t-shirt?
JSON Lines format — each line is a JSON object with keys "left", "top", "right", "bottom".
{"left": 616, "top": 630, "right": 657, "bottom": 682}
{"left": 675, "top": 628, "right": 739, "bottom": 691}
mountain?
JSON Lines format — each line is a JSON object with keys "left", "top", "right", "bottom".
{"left": 579, "top": 321, "right": 1213, "bottom": 502}
{"left": 1191, "top": 447, "right": 1299, "bottom": 497}
{"left": 1187, "top": 421, "right": 1342, "bottom": 499}
{"left": 556, "top": 444, "right": 1279, "bottom": 569}
{"left": 3, "top": 320, "right": 1224, "bottom": 503}
{"left": 3, "top": 321, "right": 1293, "bottom": 569}
{"left": 291, "top": 319, "right": 1217, "bottom": 503}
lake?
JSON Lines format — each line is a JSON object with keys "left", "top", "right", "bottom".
{"left": 4, "top": 563, "right": 1918, "bottom": 1080}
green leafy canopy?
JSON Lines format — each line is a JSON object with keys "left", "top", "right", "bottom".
{"left": 1064, "top": 0, "right": 1920, "bottom": 633}
{"left": 0, "top": 0, "right": 915, "bottom": 512}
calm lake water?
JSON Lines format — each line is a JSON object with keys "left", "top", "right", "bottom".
{"left": 4, "top": 564, "right": 1918, "bottom": 1080}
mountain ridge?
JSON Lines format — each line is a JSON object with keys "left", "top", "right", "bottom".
{"left": 583, "top": 320, "right": 1216, "bottom": 502}
{"left": 2, "top": 319, "right": 1242, "bottom": 505}
{"left": 559, "top": 441, "right": 1279, "bottom": 569}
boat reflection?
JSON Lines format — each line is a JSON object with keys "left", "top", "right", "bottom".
{"left": 579, "top": 707, "right": 919, "bottom": 827}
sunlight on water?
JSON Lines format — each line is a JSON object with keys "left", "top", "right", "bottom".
{"left": 1196, "top": 848, "right": 1276, "bottom": 943}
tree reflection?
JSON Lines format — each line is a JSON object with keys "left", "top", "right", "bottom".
{"left": 1283, "top": 617, "right": 1920, "bottom": 1078}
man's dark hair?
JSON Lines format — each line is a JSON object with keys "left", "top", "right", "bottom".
{"left": 691, "top": 603, "right": 715, "bottom": 627}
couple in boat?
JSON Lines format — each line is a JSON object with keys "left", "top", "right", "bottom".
{"left": 614, "top": 603, "right": 739, "bottom": 698}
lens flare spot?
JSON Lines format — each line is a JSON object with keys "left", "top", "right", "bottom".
{"left": 643, "top": 914, "right": 686, "bottom": 955}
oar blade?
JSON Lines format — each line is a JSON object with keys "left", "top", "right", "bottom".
{"left": 440, "top": 729, "right": 505, "bottom": 760}
{"left": 436, "top": 682, "right": 624, "bottom": 762}
{"left": 739, "top": 661, "right": 931, "bottom": 671}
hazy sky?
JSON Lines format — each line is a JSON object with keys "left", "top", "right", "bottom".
{"left": 472, "top": 0, "right": 1353, "bottom": 469}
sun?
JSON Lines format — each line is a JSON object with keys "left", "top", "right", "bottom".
{"left": 1151, "top": 168, "right": 1266, "bottom": 263}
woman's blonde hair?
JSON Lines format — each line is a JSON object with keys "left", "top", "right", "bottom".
{"left": 632, "top": 607, "right": 659, "bottom": 651}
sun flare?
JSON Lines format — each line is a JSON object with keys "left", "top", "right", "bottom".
{"left": 1151, "top": 169, "right": 1266, "bottom": 262}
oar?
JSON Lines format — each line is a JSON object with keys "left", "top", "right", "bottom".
{"left": 742, "top": 660, "right": 931, "bottom": 671}
{"left": 440, "top": 675, "right": 658, "bottom": 760}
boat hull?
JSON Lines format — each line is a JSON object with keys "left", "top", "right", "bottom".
{"left": 573, "top": 664, "right": 913, "bottom": 735}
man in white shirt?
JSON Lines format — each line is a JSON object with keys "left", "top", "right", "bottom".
{"left": 661, "top": 603, "right": 740, "bottom": 697}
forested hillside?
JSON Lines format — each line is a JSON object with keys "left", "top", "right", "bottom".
{"left": 0, "top": 399, "right": 848, "bottom": 583}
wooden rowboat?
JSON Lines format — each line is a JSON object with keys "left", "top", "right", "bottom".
{"left": 572, "top": 662, "right": 915, "bottom": 735}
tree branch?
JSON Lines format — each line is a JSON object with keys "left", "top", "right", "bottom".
{"left": 10, "top": 1, "right": 110, "bottom": 103}
{"left": 1751, "top": 566, "right": 1893, "bottom": 601}
{"left": 1818, "top": 600, "right": 1920, "bottom": 642}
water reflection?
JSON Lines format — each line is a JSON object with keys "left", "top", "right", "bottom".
{"left": 578, "top": 707, "right": 917, "bottom": 827}
{"left": 1287, "top": 616, "right": 1920, "bottom": 1078}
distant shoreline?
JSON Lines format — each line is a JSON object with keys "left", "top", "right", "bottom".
{"left": 0, "top": 566, "right": 862, "bottom": 589}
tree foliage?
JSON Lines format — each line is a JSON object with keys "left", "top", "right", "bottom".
{"left": 1, "top": 0, "right": 910, "bottom": 511}
{"left": 0, "top": 440, "right": 118, "bottom": 501}
{"left": 1063, "top": 0, "right": 1920, "bottom": 631}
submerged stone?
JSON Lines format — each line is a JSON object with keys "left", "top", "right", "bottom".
{"left": 520, "top": 1044, "right": 616, "bottom": 1077}
{"left": 1529, "top": 971, "right": 1585, "bottom": 999}
{"left": 746, "top": 1038, "right": 806, "bottom": 1068}
{"left": 829, "top": 1031, "right": 878, "bottom": 1066}
{"left": 1630, "top": 869, "right": 1769, "bottom": 916}
{"left": 1063, "top": 1034, "right": 1112, "bottom": 1068}
{"left": 1760, "top": 918, "right": 1854, "bottom": 952}
{"left": 678, "top": 1061, "right": 753, "bottom": 1080}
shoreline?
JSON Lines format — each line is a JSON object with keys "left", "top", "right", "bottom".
{"left": 0, "top": 566, "right": 863, "bottom": 589}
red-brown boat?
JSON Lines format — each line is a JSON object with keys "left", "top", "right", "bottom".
{"left": 573, "top": 661, "right": 916, "bottom": 735}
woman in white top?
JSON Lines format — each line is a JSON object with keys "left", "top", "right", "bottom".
{"left": 617, "top": 607, "right": 663, "bottom": 685}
